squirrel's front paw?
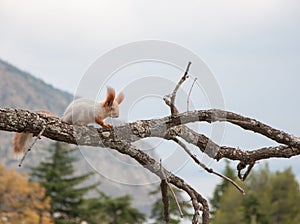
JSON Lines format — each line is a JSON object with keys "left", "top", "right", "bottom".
{"left": 102, "top": 123, "right": 113, "bottom": 128}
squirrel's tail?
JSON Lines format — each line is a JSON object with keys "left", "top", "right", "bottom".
{"left": 12, "top": 110, "right": 56, "bottom": 157}
{"left": 13, "top": 132, "right": 33, "bottom": 157}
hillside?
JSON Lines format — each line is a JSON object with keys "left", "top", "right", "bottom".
{"left": 0, "top": 58, "right": 72, "bottom": 164}
{"left": 0, "top": 59, "right": 156, "bottom": 213}
{"left": 0, "top": 59, "right": 72, "bottom": 114}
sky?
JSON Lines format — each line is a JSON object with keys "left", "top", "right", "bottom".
{"left": 1, "top": 0, "right": 300, "bottom": 202}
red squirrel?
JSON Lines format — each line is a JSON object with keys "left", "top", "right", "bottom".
{"left": 13, "top": 87, "right": 124, "bottom": 156}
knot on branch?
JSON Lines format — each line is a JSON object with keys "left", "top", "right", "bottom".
{"left": 130, "top": 120, "right": 150, "bottom": 138}
{"left": 2, "top": 60, "right": 300, "bottom": 224}
{"left": 165, "top": 127, "right": 179, "bottom": 140}
{"left": 237, "top": 161, "right": 255, "bottom": 181}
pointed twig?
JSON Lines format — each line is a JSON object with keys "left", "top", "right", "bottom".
{"left": 171, "top": 137, "right": 245, "bottom": 195}
{"left": 164, "top": 61, "right": 192, "bottom": 115}
{"left": 187, "top": 77, "right": 198, "bottom": 112}
{"left": 19, "top": 126, "right": 46, "bottom": 167}
{"left": 160, "top": 159, "right": 184, "bottom": 218}
{"left": 168, "top": 179, "right": 184, "bottom": 218}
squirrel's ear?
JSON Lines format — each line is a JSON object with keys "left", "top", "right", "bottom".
{"left": 115, "top": 92, "right": 124, "bottom": 104}
{"left": 103, "top": 86, "right": 115, "bottom": 107}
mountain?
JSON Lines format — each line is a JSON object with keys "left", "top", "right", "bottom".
{"left": 0, "top": 58, "right": 72, "bottom": 163}
{"left": 0, "top": 58, "right": 156, "bottom": 214}
{"left": 0, "top": 59, "right": 72, "bottom": 114}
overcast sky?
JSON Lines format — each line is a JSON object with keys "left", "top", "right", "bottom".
{"left": 1, "top": 0, "right": 300, "bottom": 199}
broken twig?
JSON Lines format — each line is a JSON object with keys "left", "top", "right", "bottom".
{"left": 19, "top": 126, "right": 46, "bottom": 167}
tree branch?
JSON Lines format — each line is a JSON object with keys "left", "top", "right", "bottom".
{"left": 1, "top": 99, "right": 299, "bottom": 223}
{"left": 187, "top": 77, "right": 197, "bottom": 112}
{"left": 1, "top": 108, "right": 300, "bottom": 170}
{"left": 164, "top": 61, "right": 191, "bottom": 115}
{"left": 160, "top": 159, "right": 184, "bottom": 219}
{"left": 0, "top": 108, "right": 210, "bottom": 223}
{"left": 19, "top": 126, "right": 46, "bottom": 167}
{"left": 160, "top": 179, "right": 170, "bottom": 223}
{"left": 170, "top": 136, "right": 245, "bottom": 195}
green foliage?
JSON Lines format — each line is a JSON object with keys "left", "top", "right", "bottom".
{"left": 30, "top": 142, "right": 145, "bottom": 224}
{"left": 30, "top": 142, "right": 97, "bottom": 224}
{"left": 210, "top": 160, "right": 236, "bottom": 214}
{"left": 149, "top": 184, "right": 192, "bottom": 224}
{"left": 83, "top": 191, "right": 146, "bottom": 224}
{"left": 213, "top": 185, "right": 244, "bottom": 224}
{"left": 248, "top": 166, "right": 300, "bottom": 224}
{"left": 211, "top": 163, "right": 300, "bottom": 224}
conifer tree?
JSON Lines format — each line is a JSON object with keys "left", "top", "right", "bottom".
{"left": 30, "top": 142, "right": 97, "bottom": 224}
{"left": 210, "top": 160, "right": 236, "bottom": 214}
{"left": 84, "top": 191, "right": 146, "bottom": 224}
{"left": 212, "top": 164, "right": 300, "bottom": 224}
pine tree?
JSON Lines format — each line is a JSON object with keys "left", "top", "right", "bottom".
{"left": 84, "top": 191, "right": 146, "bottom": 224}
{"left": 212, "top": 164, "right": 300, "bottom": 224}
{"left": 30, "top": 142, "right": 97, "bottom": 224}
{"left": 210, "top": 160, "right": 236, "bottom": 215}
{"left": 248, "top": 166, "right": 300, "bottom": 223}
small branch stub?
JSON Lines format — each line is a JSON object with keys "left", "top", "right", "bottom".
{"left": 19, "top": 126, "right": 46, "bottom": 167}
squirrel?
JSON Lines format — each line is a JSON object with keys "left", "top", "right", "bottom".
{"left": 13, "top": 86, "right": 124, "bottom": 157}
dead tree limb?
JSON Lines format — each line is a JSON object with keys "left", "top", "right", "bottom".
{"left": 164, "top": 62, "right": 244, "bottom": 198}
{"left": 2, "top": 108, "right": 298, "bottom": 162}
{"left": 1, "top": 106, "right": 300, "bottom": 222}
{"left": 160, "top": 159, "right": 184, "bottom": 219}
{"left": 0, "top": 65, "right": 299, "bottom": 223}
{"left": 167, "top": 61, "right": 191, "bottom": 115}
{"left": 0, "top": 108, "right": 210, "bottom": 223}
{"left": 19, "top": 126, "right": 46, "bottom": 167}
{"left": 160, "top": 179, "right": 170, "bottom": 222}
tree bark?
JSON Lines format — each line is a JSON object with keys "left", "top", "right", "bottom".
{"left": 2, "top": 61, "right": 299, "bottom": 224}
{"left": 1, "top": 106, "right": 299, "bottom": 223}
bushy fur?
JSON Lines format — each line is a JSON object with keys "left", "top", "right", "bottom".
{"left": 12, "top": 110, "right": 55, "bottom": 157}
{"left": 12, "top": 87, "right": 124, "bottom": 156}
{"left": 61, "top": 87, "right": 124, "bottom": 127}
{"left": 13, "top": 132, "right": 33, "bottom": 157}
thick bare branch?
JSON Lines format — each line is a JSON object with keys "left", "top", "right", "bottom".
{"left": 2, "top": 59, "right": 297, "bottom": 223}
{"left": 1, "top": 108, "right": 300, "bottom": 163}
{"left": 160, "top": 179, "right": 169, "bottom": 223}
{"left": 0, "top": 107, "right": 209, "bottom": 224}
{"left": 1, "top": 106, "right": 300, "bottom": 222}
{"left": 172, "top": 125, "right": 300, "bottom": 163}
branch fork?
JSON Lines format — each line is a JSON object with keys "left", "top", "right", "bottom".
{"left": 0, "top": 62, "right": 299, "bottom": 223}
